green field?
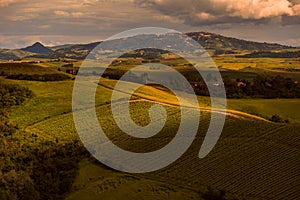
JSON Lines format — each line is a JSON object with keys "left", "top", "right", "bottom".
{"left": 214, "top": 57, "right": 300, "bottom": 80}
{"left": 228, "top": 98, "right": 300, "bottom": 123}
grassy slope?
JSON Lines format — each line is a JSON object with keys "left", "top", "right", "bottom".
{"left": 228, "top": 98, "right": 300, "bottom": 123}
{"left": 5, "top": 79, "right": 74, "bottom": 127}
{"left": 66, "top": 159, "right": 201, "bottom": 200}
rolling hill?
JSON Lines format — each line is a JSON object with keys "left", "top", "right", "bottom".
{"left": 186, "top": 32, "right": 293, "bottom": 51}
{"left": 4, "top": 78, "right": 298, "bottom": 199}
{"left": 47, "top": 42, "right": 100, "bottom": 59}
{"left": 0, "top": 49, "right": 35, "bottom": 60}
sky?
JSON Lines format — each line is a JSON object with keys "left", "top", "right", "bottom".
{"left": 0, "top": 0, "right": 300, "bottom": 49}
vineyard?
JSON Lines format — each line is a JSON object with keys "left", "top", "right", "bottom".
{"left": 25, "top": 98, "right": 300, "bottom": 199}
{"left": 1, "top": 72, "right": 299, "bottom": 199}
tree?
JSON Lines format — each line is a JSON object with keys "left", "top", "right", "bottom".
{"left": 0, "top": 170, "right": 40, "bottom": 200}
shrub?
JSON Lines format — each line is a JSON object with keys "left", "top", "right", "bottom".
{"left": 202, "top": 187, "right": 227, "bottom": 200}
{"left": 270, "top": 114, "right": 282, "bottom": 123}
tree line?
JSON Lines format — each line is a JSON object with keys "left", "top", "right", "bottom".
{"left": 223, "top": 75, "right": 300, "bottom": 98}
{"left": 192, "top": 75, "right": 300, "bottom": 99}
{"left": 6, "top": 73, "right": 70, "bottom": 82}
{"left": 238, "top": 50, "right": 300, "bottom": 58}
{"left": 0, "top": 82, "right": 88, "bottom": 199}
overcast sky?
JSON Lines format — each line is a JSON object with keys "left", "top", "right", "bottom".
{"left": 0, "top": 0, "right": 300, "bottom": 49}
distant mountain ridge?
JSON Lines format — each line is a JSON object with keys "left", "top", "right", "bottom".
{"left": 47, "top": 42, "right": 100, "bottom": 59}
{"left": 21, "top": 42, "right": 53, "bottom": 54}
{"left": 186, "top": 32, "right": 292, "bottom": 51}
{"left": 0, "top": 32, "right": 296, "bottom": 60}
{"left": 45, "top": 32, "right": 293, "bottom": 59}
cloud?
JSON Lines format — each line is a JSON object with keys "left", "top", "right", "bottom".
{"left": 0, "top": 34, "right": 106, "bottom": 49}
{"left": 0, "top": 0, "right": 299, "bottom": 48}
{"left": 54, "top": 10, "right": 70, "bottom": 17}
{"left": 0, "top": 0, "right": 26, "bottom": 7}
{"left": 281, "top": 37, "right": 300, "bottom": 46}
{"left": 134, "top": 0, "right": 300, "bottom": 25}
{"left": 38, "top": 24, "right": 51, "bottom": 29}
{"left": 293, "top": 3, "right": 300, "bottom": 14}
{"left": 72, "top": 12, "right": 84, "bottom": 18}
{"left": 215, "top": 0, "right": 294, "bottom": 19}
{"left": 9, "top": 13, "right": 38, "bottom": 21}
{"left": 54, "top": 10, "right": 84, "bottom": 18}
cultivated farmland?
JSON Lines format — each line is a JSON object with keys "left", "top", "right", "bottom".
{"left": 0, "top": 61, "right": 299, "bottom": 200}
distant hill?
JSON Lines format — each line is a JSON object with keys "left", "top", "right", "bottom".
{"left": 52, "top": 42, "right": 100, "bottom": 52}
{"left": 0, "top": 49, "right": 36, "bottom": 60}
{"left": 49, "top": 44, "right": 75, "bottom": 51}
{"left": 47, "top": 42, "right": 100, "bottom": 59}
{"left": 0, "top": 32, "right": 297, "bottom": 60}
{"left": 46, "top": 32, "right": 294, "bottom": 59}
{"left": 27, "top": 42, "right": 101, "bottom": 60}
{"left": 21, "top": 42, "right": 53, "bottom": 54}
{"left": 46, "top": 33, "right": 294, "bottom": 59}
{"left": 186, "top": 32, "right": 293, "bottom": 51}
